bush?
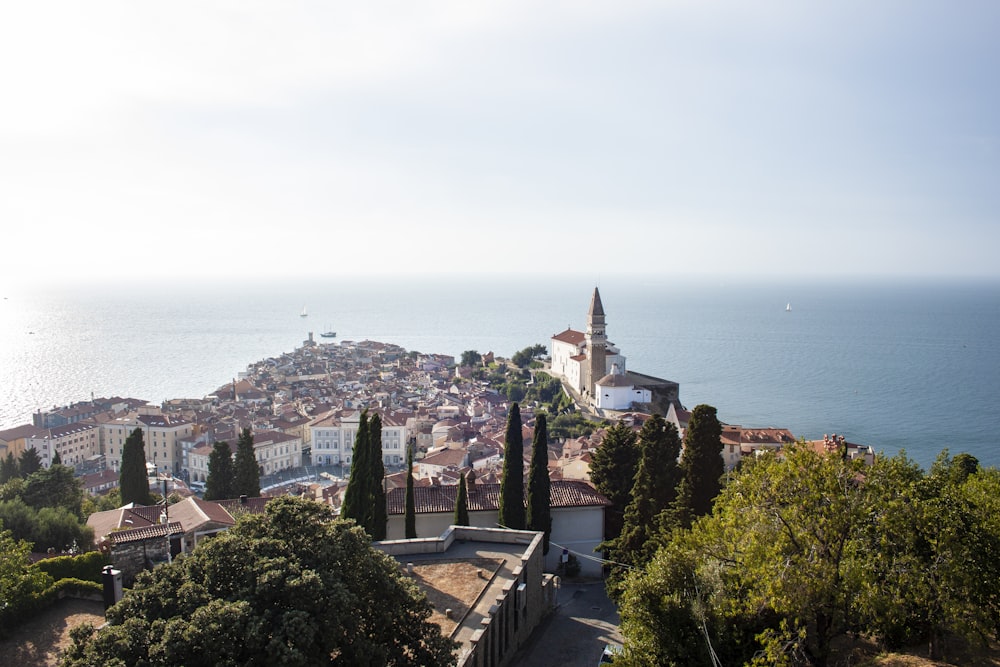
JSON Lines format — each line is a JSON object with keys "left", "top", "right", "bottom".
{"left": 34, "top": 551, "right": 110, "bottom": 584}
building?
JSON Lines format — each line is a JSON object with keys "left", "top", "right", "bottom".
{"left": 252, "top": 429, "right": 303, "bottom": 476}
{"left": 375, "top": 525, "right": 558, "bottom": 667}
{"left": 102, "top": 410, "right": 193, "bottom": 476}
{"left": 309, "top": 409, "right": 407, "bottom": 467}
{"left": 383, "top": 478, "right": 610, "bottom": 577}
{"left": 550, "top": 288, "right": 680, "bottom": 413}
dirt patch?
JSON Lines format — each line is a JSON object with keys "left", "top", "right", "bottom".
{"left": 0, "top": 598, "right": 105, "bottom": 667}
{"left": 409, "top": 558, "right": 503, "bottom": 635}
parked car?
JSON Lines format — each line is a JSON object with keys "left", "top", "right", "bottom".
{"left": 599, "top": 643, "right": 622, "bottom": 664}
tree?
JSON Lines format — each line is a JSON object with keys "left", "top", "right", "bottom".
{"left": 404, "top": 447, "right": 416, "bottom": 539}
{"left": 18, "top": 448, "right": 41, "bottom": 477}
{"left": 589, "top": 422, "right": 640, "bottom": 541}
{"left": 0, "top": 453, "right": 18, "bottom": 484}
{"left": 341, "top": 411, "right": 371, "bottom": 533}
{"left": 460, "top": 350, "right": 482, "bottom": 367}
{"left": 673, "top": 404, "right": 723, "bottom": 527}
{"left": 233, "top": 428, "right": 260, "bottom": 498}
{"left": 0, "top": 499, "right": 93, "bottom": 553}
{"left": 527, "top": 413, "right": 552, "bottom": 555}
{"left": 22, "top": 465, "right": 85, "bottom": 518}
{"left": 454, "top": 473, "right": 470, "bottom": 527}
{"left": 204, "top": 441, "right": 234, "bottom": 501}
{"left": 607, "top": 415, "right": 681, "bottom": 577}
{"left": 0, "top": 527, "right": 54, "bottom": 636}
{"left": 119, "top": 428, "right": 152, "bottom": 506}
{"left": 369, "top": 413, "right": 387, "bottom": 541}
{"left": 50, "top": 451, "right": 62, "bottom": 466}
{"left": 60, "top": 496, "right": 457, "bottom": 666}
{"left": 498, "top": 403, "right": 525, "bottom": 530}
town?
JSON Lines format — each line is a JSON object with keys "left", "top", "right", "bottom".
{"left": 0, "top": 289, "right": 879, "bottom": 666}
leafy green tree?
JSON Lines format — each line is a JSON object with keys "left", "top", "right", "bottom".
{"left": 0, "top": 453, "right": 18, "bottom": 484}
{"left": 22, "top": 464, "right": 85, "bottom": 518}
{"left": 0, "top": 498, "right": 93, "bottom": 553}
{"left": 498, "top": 403, "right": 525, "bottom": 530}
{"left": 589, "top": 421, "right": 640, "bottom": 541}
{"left": 204, "top": 441, "right": 234, "bottom": 501}
{"left": 341, "top": 411, "right": 372, "bottom": 533}
{"left": 369, "top": 413, "right": 387, "bottom": 541}
{"left": 119, "top": 428, "right": 151, "bottom": 506}
{"left": 605, "top": 415, "right": 681, "bottom": 594}
{"left": 460, "top": 350, "right": 482, "bottom": 367}
{"left": 18, "top": 448, "right": 42, "bottom": 477}
{"left": 527, "top": 414, "right": 552, "bottom": 555}
{"left": 0, "top": 527, "right": 54, "bottom": 637}
{"left": 60, "top": 496, "right": 457, "bottom": 666}
{"left": 673, "top": 404, "right": 723, "bottom": 527}
{"left": 511, "top": 344, "right": 547, "bottom": 368}
{"left": 405, "top": 447, "right": 416, "bottom": 539}
{"left": 233, "top": 428, "right": 260, "bottom": 498}
{"left": 454, "top": 473, "right": 469, "bottom": 527}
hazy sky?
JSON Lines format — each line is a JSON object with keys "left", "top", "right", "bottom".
{"left": 2, "top": 1, "right": 998, "bottom": 286}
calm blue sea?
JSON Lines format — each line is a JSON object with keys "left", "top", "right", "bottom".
{"left": 2, "top": 275, "right": 998, "bottom": 469}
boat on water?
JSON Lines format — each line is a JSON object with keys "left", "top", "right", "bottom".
{"left": 300, "top": 306, "right": 308, "bottom": 318}
{"left": 320, "top": 330, "right": 337, "bottom": 338}
{"left": 786, "top": 303, "right": 792, "bottom": 312}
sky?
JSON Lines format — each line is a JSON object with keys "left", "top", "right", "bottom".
{"left": 1, "top": 1, "right": 998, "bottom": 286}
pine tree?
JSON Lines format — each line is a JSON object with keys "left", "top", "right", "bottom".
{"left": 120, "top": 427, "right": 152, "bottom": 505}
{"left": 233, "top": 428, "right": 260, "bottom": 498}
{"left": 589, "top": 421, "right": 640, "bottom": 542}
{"left": 454, "top": 473, "right": 470, "bottom": 527}
{"left": 19, "top": 448, "right": 42, "bottom": 477}
{"left": 369, "top": 413, "right": 387, "bottom": 541}
{"left": 527, "top": 413, "right": 552, "bottom": 554}
{"left": 204, "top": 441, "right": 235, "bottom": 501}
{"left": 51, "top": 451, "right": 62, "bottom": 466}
{"left": 404, "top": 447, "right": 416, "bottom": 539}
{"left": 498, "top": 403, "right": 526, "bottom": 529}
{"left": 341, "top": 411, "right": 371, "bottom": 533}
{"left": 674, "top": 403, "right": 724, "bottom": 527}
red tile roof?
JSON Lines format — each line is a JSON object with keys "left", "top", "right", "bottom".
{"left": 386, "top": 480, "right": 609, "bottom": 515}
{"left": 551, "top": 329, "right": 585, "bottom": 345}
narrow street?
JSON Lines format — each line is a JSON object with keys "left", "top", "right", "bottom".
{"left": 513, "top": 581, "right": 623, "bottom": 667}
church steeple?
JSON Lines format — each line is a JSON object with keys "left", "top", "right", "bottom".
{"left": 586, "top": 287, "right": 607, "bottom": 399}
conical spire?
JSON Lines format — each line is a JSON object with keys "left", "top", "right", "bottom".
{"left": 588, "top": 287, "right": 605, "bottom": 317}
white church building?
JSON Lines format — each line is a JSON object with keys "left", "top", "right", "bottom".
{"left": 549, "top": 288, "right": 651, "bottom": 411}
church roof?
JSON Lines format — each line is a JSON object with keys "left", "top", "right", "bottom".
{"left": 551, "top": 328, "right": 585, "bottom": 345}
{"left": 596, "top": 373, "right": 633, "bottom": 388}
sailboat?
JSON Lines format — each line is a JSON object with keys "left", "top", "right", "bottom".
{"left": 300, "top": 306, "right": 308, "bottom": 318}
{"left": 786, "top": 303, "right": 792, "bottom": 312}
{"left": 320, "top": 326, "right": 337, "bottom": 338}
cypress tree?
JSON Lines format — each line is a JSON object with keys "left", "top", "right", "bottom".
{"left": 369, "top": 413, "right": 387, "bottom": 540}
{"left": 51, "top": 451, "right": 62, "bottom": 466}
{"left": 498, "top": 403, "right": 526, "bottom": 529}
{"left": 205, "top": 441, "right": 235, "bottom": 501}
{"left": 527, "top": 413, "right": 552, "bottom": 554}
{"left": 0, "top": 452, "right": 19, "bottom": 483}
{"left": 589, "top": 421, "right": 640, "bottom": 541}
{"left": 454, "top": 472, "right": 469, "bottom": 526}
{"left": 120, "top": 427, "right": 153, "bottom": 505}
{"left": 610, "top": 415, "right": 682, "bottom": 568}
{"left": 404, "top": 447, "right": 416, "bottom": 539}
{"left": 674, "top": 404, "right": 724, "bottom": 527}
{"left": 341, "top": 411, "right": 371, "bottom": 532}
{"left": 233, "top": 428, "right": 260, "bottom": 498}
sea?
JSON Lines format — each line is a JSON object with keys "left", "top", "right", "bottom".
{"left": 2, "top": 275, "right": 998, "bottom": 470}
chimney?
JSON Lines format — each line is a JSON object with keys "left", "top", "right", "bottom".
{"left": 239, "top": 495, "right": 247, "bottom": 505}
{"left": 466, "top": 469, "right": 476, "bottom": 492}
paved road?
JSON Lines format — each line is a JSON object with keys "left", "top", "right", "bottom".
{"left": 513, "top": 581, "right": 623, "bottom": 667}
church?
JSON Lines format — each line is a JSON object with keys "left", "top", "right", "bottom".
{"left": 549, "top": 288, "right": 681, "bottom": 413}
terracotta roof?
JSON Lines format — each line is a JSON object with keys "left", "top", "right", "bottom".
{"left": 386, "top": 480, "right": 609, "bottom": 515}
{"left": 551, "top": 329, "right": 585, "bottom": 345}
{"left": 596, "top": 373, "right": 633, "bottom": 387}
{"left": 0, "top": 424, "right": 47, "bottom": 441}
{"left": 111, "top": 522, "right": 183, "bottom": 545}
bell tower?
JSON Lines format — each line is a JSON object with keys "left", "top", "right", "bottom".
{"left": 585, "top": 287, "right": 607, "bottom": 398}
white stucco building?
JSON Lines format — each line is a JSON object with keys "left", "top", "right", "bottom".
{"left": 309, "top": 409, "right": 407, "bottom": 467}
